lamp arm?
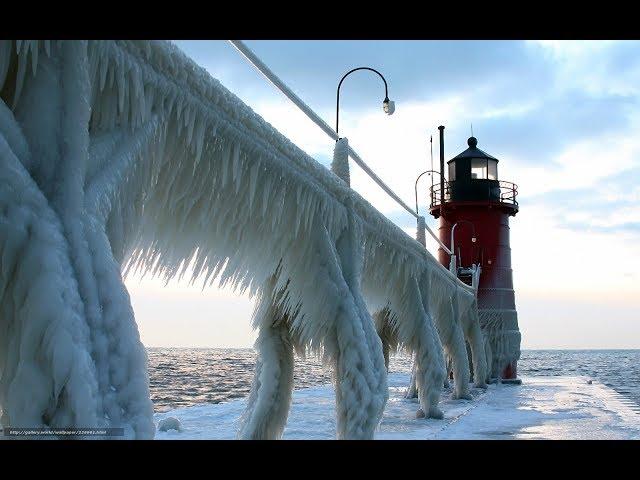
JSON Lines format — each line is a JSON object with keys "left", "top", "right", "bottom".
{"left": 415, "top": 169, "right": 442, "bottom": 214}
{"left": 450, "top": 219, "right": 477, "bottom": 266}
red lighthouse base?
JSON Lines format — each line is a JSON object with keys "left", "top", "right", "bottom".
{"left": 500, "top": 362, "right": 522, "bottom": 384}
{"left": 500, "top": 361, "right": 521, "bottom": 383}
{"left": 432, "top": 202, "right": 521, "bottom": 381}
{"left": 503, "top": 360, "right": 516, "bottom": 379}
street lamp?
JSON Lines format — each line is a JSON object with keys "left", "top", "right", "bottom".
{"left": 450, "top": 220, "right": 477, "bottom": 274}
{"left": 414, "top": 169, "right": 442, "bottom": 247}
{"left": 336, "top": 67, "right": 394, "bottom": 140}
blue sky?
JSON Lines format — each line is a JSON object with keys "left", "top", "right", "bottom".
{"left": 126, "top": 40, "right": 640, "bottom": 349}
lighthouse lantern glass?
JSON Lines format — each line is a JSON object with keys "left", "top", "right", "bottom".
{"left": 471, "top": 158, "right": 488, "bottom": 179}
{"left": 488, "top": 160, "right": 498, "bottom": 180}
{"left": 448, "top": 162, "right": 456, "bottom": 181}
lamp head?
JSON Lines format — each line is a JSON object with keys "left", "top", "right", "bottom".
{"left": 472, "top": 236, "right": 477, "bottom": 243}
{"left": 383, "top": 98, "right": 395, "bottom": 115}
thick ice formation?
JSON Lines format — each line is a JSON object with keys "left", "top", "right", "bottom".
{"left": 0, "top": 40, "right": 486, "bottom": 439}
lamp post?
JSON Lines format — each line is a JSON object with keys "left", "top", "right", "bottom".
{"left": 414, "top": 133, "right": 441, "bottom": 247}
{"left": 414, "top": 169, "right": 441, "bottom": 248}
{"left": 336, "top": 67, "right": 394, "bottom": 140}
{"left": 450, "top": 220, "right": 477, "bottom": 274}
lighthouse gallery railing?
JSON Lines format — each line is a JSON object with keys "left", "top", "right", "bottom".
{"left": 429, "top": 180, "right": 518, "bottom": 209}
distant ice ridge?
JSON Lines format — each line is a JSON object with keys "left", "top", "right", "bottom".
{"left": 0, "top": 40, "right": 492, "bottom": 439}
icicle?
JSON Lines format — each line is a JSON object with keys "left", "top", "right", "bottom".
{"left": 117, "top": 61, "right": 125, "bottom": 114}
{"left": 209, "top": 122, "right": 218, "bottom": 141}
{"left": 0, "top": 40, "right": 12, "bottom": 92}
{"left": 295, "top": 184, "right": 302, "bottom": 208}
{"left": 231, "top": 142, "right": 241, "bottom": 179}
{"left": 297, "top": 193, "right": 310, "bottom": 235}
{"left": 271, "top": 194, "right": 281, "bottom": 230}
{"left": 293, "top": 203, "right": 303, "bottom": 238}
{"left": 232, "top": 148, "right": 242, "bottom": 193}
{"left": 274, "top": 182, "right": 286, "bottom": 222}
{"left": 220, "top": 143, "right": 231, "bottom": 186}
{"left": 184, "top": 106, "right": 192, "bottom": 135}
{"left": 261, "top": 176, "right": 273, "bottom": 218}
{"left": 44, "top": 40, "right": 50, "bottom": 57}
{"left": 107, "top": 58, "right": 115, "bottom": 89}
{"left": 12, "top": 43, "right": 28, "bottom": 108}
{"left": 166, "top": 94, "right": 175, "bottom": 118}
{"left": 145, "top": 85, "right": 154, "bottom": 122}
{"left": 30, "top": 41, "right": 38, "bottom": 76}
{"left": 186, "top": 106, "right": 196, "bottom": 146}
{"left": 99, "top": 58, "right": 108, "bottom": 92}
{"left": 122, "top": 73, "right": 130, "bottom": 127}
{"left": 193, "top": 119, "right": 206, "bottom": 166}
{"left": 326, "top": 206, "right": 335, "bottom": 235}
{"left": 304, "top": 197, "right": 317, "bottom": 233}
{"left": 89, "top": 47, "right": 100, "bottom": 94}
{"left": 135, "top": 74, "right": 143, "bottom": 127}
{"left": 176, "top": 97, "right": 184, "bottom": 124}
{"left": 248, "top": 162, "right": 259, "bottom": 210}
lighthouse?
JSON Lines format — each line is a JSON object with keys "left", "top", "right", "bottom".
{"left": 429, "top": 127, "right": 521, "bottom": 381}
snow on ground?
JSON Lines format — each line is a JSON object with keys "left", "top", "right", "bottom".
{"left": 154, "top": 373, "right": 640, "bottom": 440}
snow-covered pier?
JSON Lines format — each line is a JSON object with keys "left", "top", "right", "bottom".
{"left": 155, "top": 374, "right": 640, "bottom": 440}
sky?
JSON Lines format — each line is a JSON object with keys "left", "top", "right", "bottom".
{"left": 125, "top": 40, "right": 640, "bottom": 350}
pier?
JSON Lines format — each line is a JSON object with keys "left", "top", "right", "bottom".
{"left": 155, "top": 374, "right": 640, "bottom": 440}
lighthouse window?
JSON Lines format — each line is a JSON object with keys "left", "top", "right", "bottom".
{"left": 471, "top": 158, "right": 488, "bottom": 179}
{"left": 488, "top": 160, "right": 498, "bottom": 180}
{"left": 448, "top": 162, "right": 456, "bottom": 181}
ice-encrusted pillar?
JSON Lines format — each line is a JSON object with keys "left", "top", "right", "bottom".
{"left": 332, "top": 137, "right": 350, "bottom": 186}
{"left": 416, "top": 215, "right": 426, "bottom": 247}
{"left": 322, "top": 197, "right": 387, "bottom": 439}
{"left": 239, "top": 275, "right": 294, "bottom": 440}
{"left": 1, "top": 40, "right": 154, "bottom": 438}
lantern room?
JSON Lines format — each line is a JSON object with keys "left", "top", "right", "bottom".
{"left": 448, "top": 136, "right": 501, "bottom": 203}
{"left": 430, "top": 136, "right": 518, "bottom": 217}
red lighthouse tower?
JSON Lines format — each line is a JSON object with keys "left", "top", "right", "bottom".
{"left": 429, "top": 127, "right": 521, "bottom": 380}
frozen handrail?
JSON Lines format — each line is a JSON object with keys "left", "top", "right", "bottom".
{"left": 228, "top": 40, "right": 452, "bottom": 256}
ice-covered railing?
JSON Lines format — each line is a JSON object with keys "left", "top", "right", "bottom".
{"left": 0, "top": 40, "right": 487, "bottom": 440}
{"left": 225, "top": 42, "right": 486, "bottom": 406}
{"left": 229, "top": 40, "right": 453, "bottom": 258}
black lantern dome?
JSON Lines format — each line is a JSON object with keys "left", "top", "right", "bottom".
{"left": 448, "top": 137, "right": 498, "bottom": 182}
{"left": 429, "top": 135, "right": 518, "bottom": 216}
{"left": 445, "top": 136, "right": 502, "bottom": 203}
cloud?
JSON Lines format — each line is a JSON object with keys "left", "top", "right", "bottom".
{"left": 475, "top": 90, "right": 639, "bottom": 165}
{"left": 531, "top": 40, "right": 640, "bottom": 97}
{"left": 524, "top": 163, "right": 640, "bottom": 240}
